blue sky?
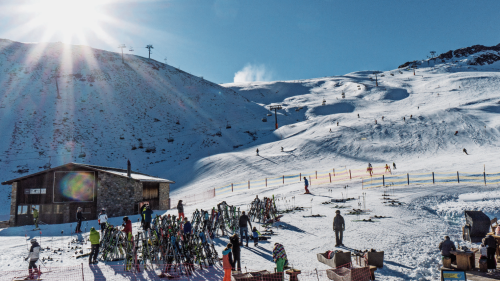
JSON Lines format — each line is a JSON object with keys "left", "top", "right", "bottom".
{"left": 1, "top": 0, "right": 500, "bottom": 83}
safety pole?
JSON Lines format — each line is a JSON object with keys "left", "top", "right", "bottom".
{"left": 349, "top": 170, "right": 352, "bottom": 179}
{"left": 231, "top": 183, "right": 233, "bottom": 192}
{"left": 457, "top": 171, "right": 460, "bottom": 183}
{"left": 333, "top": 168, "right": 335, "bottom": 177}
{"left": 315, "top": 171, "right": 317, "bottom": 179}
{"left": 248, "top": 181, "right": 250, "bottom": 189}
{"left": 266, "top": 178, "right": 267, "bottom": 187}
{"left": 382, "top": 175, "right": 385, "bottom": 186}
{"left": 484, "top": 172, "right": 486, "bottom": 186}
{"left": 329, "top": 173, "right": 331, "bottom": 183}
{"left": 300, "top": 173, "right": 301, "bottom": 181}
{"left": 432, "top": 172, "right": 435, "bottom": 184}
{"left": 81, "top": 263, "right": 84, "bottom": 281}
{"left": 283, "top": 175, "right": 284, "bottom": 184}
{"left": 407, "top": 173, "right": 409, "bottom": 185}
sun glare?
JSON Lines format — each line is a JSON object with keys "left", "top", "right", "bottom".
{"left": 31, "top": 0, "right": 106, "bottom": 41}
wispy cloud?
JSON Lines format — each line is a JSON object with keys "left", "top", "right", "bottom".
{"left": 233, "top": 64, "right": 273, "bottom": 83}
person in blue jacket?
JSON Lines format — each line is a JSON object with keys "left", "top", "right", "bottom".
{"left": 303, "top": 177, "right": 310, "bottom": 194}
{"left": 183, "top": 217, "right": 192, "bottom": 242}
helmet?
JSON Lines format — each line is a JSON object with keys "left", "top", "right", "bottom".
{"left": 335, "top": 210, "right": 341, "bottom": 214}
{"left": 31, "top": 238, "right": 37, "bottom": 243}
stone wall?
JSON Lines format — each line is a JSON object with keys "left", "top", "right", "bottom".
{"left": 159, "top": 183, "right": 170, "bottom": 210}
{"left": 9, "top": 182, "right": 17, "bottom": 226}
{"left": 97, "top": 172, "right": 142, "bottom": 218}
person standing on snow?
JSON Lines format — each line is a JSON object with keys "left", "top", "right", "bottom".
{"left": 272, "top": 243, "right": 289, "bottom": 272}
{"left": 140, "top": 204, "right": 147, "bottom": 227}
{"left": 142, "top": 205, "right": 154, "bottom": 234}
{"left": 25, "top": 238, "right": 41, "bottom": 279}
{"left": 222, "top": 244, "right": 233, "bottom": 281}
{"left": 333, "top": 210, "right": 345, "bottom": 247}
{"left": 256, "top": 148, "right": 259, "bottom": 156}
{"left": 122, "top": 216, "right": 133, "bottom": 240}
{"left": 483, "top": 235, "right": 497, "bottom": 270}
{"left": 238, "top": 211, "right": 253, "bottom": 247}
{"left": 229, "top": 234, "right": 242, "bottom": 271}
{"left": 183, "top": 217, "right": 192, "bottom": 242}
{"left": 304, "top": 177, "right": 310, "bottom": 194}
{"left": 463, "top": 148, "right": 468, "bottom": 155}
{"left": 177, "top": 200, "right": 184, "bottom": 219}
{"left": 75, "top": 207, "right": 85, "bottom": 233}
{"left": 98, "top": 208, "right": 108, "bottom": 234}
{"left": 89, "top": 227, "right": 100, "bottom": 265}
{"left": 32, "top": 206, "right": 39, "bottom": 230}
{"left": 385, "top": 164, "right": 391, "bottom": 173}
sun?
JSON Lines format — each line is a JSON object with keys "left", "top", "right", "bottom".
{"left": 30, "top": 0, "right": 107, "bottom": 40}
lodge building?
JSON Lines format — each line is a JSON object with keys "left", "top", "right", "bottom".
{"left": 1, "top": 163, "right": 174, "bottom": 226}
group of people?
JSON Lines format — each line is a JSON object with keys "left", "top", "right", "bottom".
{"left": 439, "top": 234, "right": 498, "bottom": 272}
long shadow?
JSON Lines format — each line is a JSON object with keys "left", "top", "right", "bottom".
{"left": 384, "top": 260, "right": 415, "bottom": 270}
{"left": 244, "top": 246, "right": 274, "bottom": 262}
{"left": 376, "top": 265, "right": 413, "bottom": 280}
{"left": 257, "top": 155, "right": 279, "bottom": 165}
{"left": 89, "top": 265, "right": 106, "bottom": 281}
{"left": 274, "top": 222, "right": 317, "bottom": 237}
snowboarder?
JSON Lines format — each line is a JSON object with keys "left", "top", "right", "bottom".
{"left": 463, "top": 148, "right": 468, "bottom": 155}
{"left": 252, "top": 227, "right": 260, "bottom": 247}
{"left": 272, "top": 243, "right": 289, "bottom": 273}
{"left": 454, "top": 131, "right": 458, "bottom": 136}
{"left": 75, "top": 207, "right": 85, "bottom": 233}
{"left": 333, "top": 210, "right": 345, "bottom": 247}
{"left": 303, "top": 177, "right": 310, "bottom": 194}
{"left": 32, "top": 206, "right": 39, "bottom": 230}
{"left": 229, "top": 234, "right": 241, "bottom": 271}
{"left": 256, "top": 148, "right": 259, "bottom": 156}
{"left": 222, "top": 243, "right": 233, "bottom": 281}
{"left": 239, "top": 211, "right": 253, "bottom": 247}
{"left": 393, "top": 162, "right": 396, "bottom": 170}
{"left": 98, "top": 208, "right": 108, "bottom": 234}
{"left": 142, "top": 205, "right": 154, "bottom": 233}
{"left": 439, "top": 236, "right": 456, "bottom": 264}
{"left": 89, "top": 227, "right": 100, "bottom": 265}
{"left": 25, "top": 238, "right": 41, "bottom": 279}
{"left": 177, "top": 200, "right": 184, "bottom": 219}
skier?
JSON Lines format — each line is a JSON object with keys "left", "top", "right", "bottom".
{"left": 98, "top": 208, "right": 108, "bottom": 234}
{"left": 333, "top": 210, "right": 345, "bottom": 247}
{"left": 454, "top": 131, "right": 458, "bottom": 136}
{"left": 367, "top": 163, "right": 373, "bottom": 176}
{"left": 229, "top": 234, "right": 241, "bottom": 271}
{"left": 256, "top": 148, "right": 259, "bottom": 156}
{"left": 357, "top": 114, "right": 360, "bottom": 118}
{"left": 238, "top": 211, "right": 253, "bottom": 247}
{"left": 25, "top": 238, "right": 41, "bottom": 279}
{"left": 463, "top": 148, "right": 468, "bottom": 155}
{"left": 272, "top": 243, "right": 289, "bottom": 273}
{"left": 385, "top": 164, "right": 391, "bottom": 173}
{"left": 303, "top": 177, "right": 310, "bottom": 194}
{"left": 439, "top": 236, "right": 456, "bottom": 264}
{"left": 89, "top": 227, "right": 100, "bottom": 265}
{"left": 177, "top": 200, "right": 184, "bottom": 219}
{"left": 403, "top": 117, "right": 406, "bottom": 121}
{"left": 222, "top": 243, "right": 233, "bottom": 281}
{"left": 32, "top": 206, "right": 39, "bottom": 230}
{"left": 393, "top": 162, "right": 396, "bottom": 170}
{"left": 75, "top": 207, "right": 85, "bottom": 233}
{"left": 142, "top": 205, "right": 154, "bottom": 233}
{"left": 122, "top": 216, "right": 132, "bottom": 240}
{"left": 329, "top": 128, "right": 332, "bottom": 132}
{"left": 281, "top": 147, "right": 284, "bottom": 152}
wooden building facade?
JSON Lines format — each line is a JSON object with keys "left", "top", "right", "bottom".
{"left": 2, "top": 163, "right": 174, "bottom": 226}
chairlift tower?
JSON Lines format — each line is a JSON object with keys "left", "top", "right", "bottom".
{"left": 269, "top": 105, "right": 282, "bottom": 129}
{"left": 373, "top": 71, "right": 381, "bottom": 87}
{"left": 118, "top": 44, "right": 126, "bottom": 63}
{"left": 146, "top": 45, "right": 154, "bottom": 59}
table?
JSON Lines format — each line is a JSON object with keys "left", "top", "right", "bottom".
{"left": 450, "top": 251, "right": 475, "bottom": 271}
{"left": 486, "top": 232, "right": 500, "bottom": 262}
{"left": 285, "top": 269, "right": 301, "bottom": 281}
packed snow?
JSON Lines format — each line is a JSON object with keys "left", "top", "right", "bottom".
{"left": 1, "top": 39, "right": 500, "bottom": 280}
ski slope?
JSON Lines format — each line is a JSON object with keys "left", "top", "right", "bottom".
{"left": 1, "top": 40, "right": 500, "bottom": 279}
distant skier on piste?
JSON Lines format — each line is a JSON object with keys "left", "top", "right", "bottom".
{"left": 393, "top": 162, "right": 396, "bottom": 170}
{"left": 367, "top": 163, "right": 373, "bottom": 176}
{"left": 463, "top": 148, "right": 468, "bottom": 155}
{"left": 256, "top": 148, "right": 259, "bottom": 156}
{"left": 385, "top": 164, "right": 391, "bottom": 173}
{"left": 303, "top": 177, "right": 310, "bottom": 194}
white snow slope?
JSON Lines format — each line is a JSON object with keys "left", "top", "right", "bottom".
{"left": 1, "top": 40, "right": 500, "bottom": 280}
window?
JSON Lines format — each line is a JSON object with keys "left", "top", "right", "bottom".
{"left": 17, "top": 205, "right": 28, "bottom": 214}
{"left": 42, "top": 205, "right": 52, "bottom": 214}
{"left": 83, "top": 208, "right": 91, "bottom": 214}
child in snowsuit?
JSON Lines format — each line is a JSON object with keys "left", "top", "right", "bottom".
{"left": 222, "top": 244, "right": 233, "bottom": 281}
{"left": 252, "top": 227, "right": 260, "bottom": 247}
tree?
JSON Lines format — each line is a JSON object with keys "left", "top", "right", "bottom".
{"left": 146, "top": 45, "right": 154, "bottom": 59}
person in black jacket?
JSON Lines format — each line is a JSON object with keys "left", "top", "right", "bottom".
{"left": 483, "top": 235, "right": 497, "bottom": 270}
{"left": 229, "top": 233, "right": 241, "bottom": 271}
{"left": 333, "top": 210, "right": 345, "bottom": 247}
{"left": 75, "top": 207, "right": 85, "bottom": 233}
{"left": 439, "top": 236, "right": 457, "bottom": 263}
{"left": 239, "top": 211, "right": 253, "bottom": 247}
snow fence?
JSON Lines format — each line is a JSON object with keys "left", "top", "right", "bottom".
{"left": 362, "top": 170, "right": 499, "bottom": 189}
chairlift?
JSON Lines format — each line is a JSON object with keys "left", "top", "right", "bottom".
{"left": 167, "top": 133, "right": 174, "bottom": 143}
{"left": 262, "top": 117, "right": 267, "bottom": 122}
{"left": 129, "top": 47, "right": 134, "bottom": 52}
{"left": 78, "top": 147, "right": 86, "bottom": 158}
{"left": 226, "top": 121, "right": 231, "bottom": 129}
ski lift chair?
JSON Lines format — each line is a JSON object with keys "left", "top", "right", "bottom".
{"left": 129, "top": 47, "right": 134, "bottom": 52}
{"left": 226, "top": 122, "right": 231, "bottom": 129}
{"left": 78, "top": 147, "right": 86, "bottom": 158}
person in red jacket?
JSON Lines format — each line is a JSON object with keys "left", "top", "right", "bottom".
{"left": 122, "top": 216, "right": 132, "bottom": 240}
{"left": 222, "top": 243, "right": 233, "bottom": 281}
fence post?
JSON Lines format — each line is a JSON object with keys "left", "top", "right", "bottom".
{"left": 248, "top": 181, "right": 250, "bottom": 189}
{"left": 382, "top": 175, "right": 385, "bottom": 186}
{"left": 266, "top": 178, "right": 267, "bottom": 187}
{"left": 349, "top": 170, "right": 352, "bottom": 180}
{"left": 316, "top": 171, "right": 317, "bottom": 179}
{"left": 232, "top": 183, "right": 233, "bottom": 192}
{"left": 214, "top": 188, "right": 216, "bottom": 197}
{"left": 81, "top": 263, "right": 84, "bottom": 281}
{"left": 484, "top": 171, "right": 486, "bottom": 186}
{"left": 283, "top": 175, "right": 284, "bottom": 184}
{"left": 329, "top": 173, "right": 331, "bottom": 183}
{"left": 362, "top": 178, "right": 363, "bottom": 189}
{"left": 300, "top": 173, "right": 301, "bottom": 181}
{"left": 309, "top": 176, "right": 311, "bottom": 185}
{"left": 457, "top": 171, "right": 460, "bottom": 183}
{"left": 407, "top": 173, "right": 409, "bottom": 185}
{"left": 432, "top": 172, "right": 435, "bottom": 184}
{"left": 333, "top": 168, "right": 335, "bottom": 177}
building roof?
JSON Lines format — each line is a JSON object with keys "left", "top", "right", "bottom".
{"left": 1, "top": 162, "right": 175, "bottom": 185}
